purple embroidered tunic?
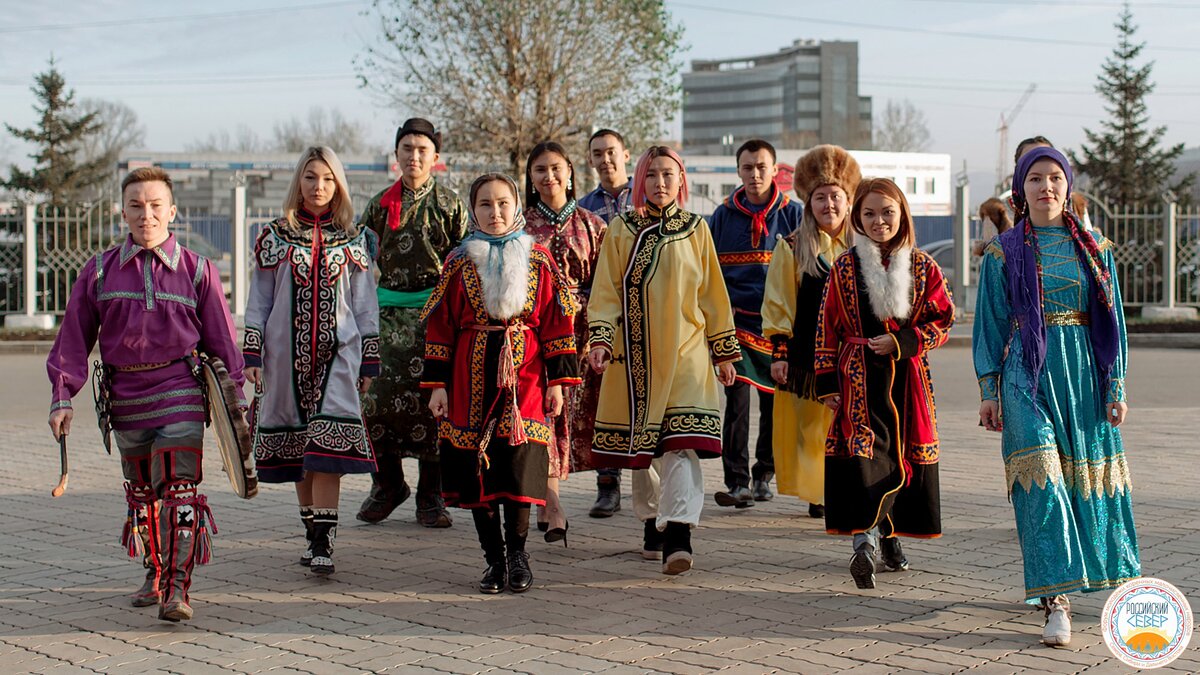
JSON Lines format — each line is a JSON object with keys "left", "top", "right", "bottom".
{"left": 47, "top": 234, "right": 245, "bottom": 430}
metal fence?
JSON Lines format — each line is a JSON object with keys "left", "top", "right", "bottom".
{"left": 5, "top": 191, "right": 1198, "bottom": 322}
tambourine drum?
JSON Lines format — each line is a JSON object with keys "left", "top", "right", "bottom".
{"left": 200, "top": 355, "right": 258, "bottom": 499}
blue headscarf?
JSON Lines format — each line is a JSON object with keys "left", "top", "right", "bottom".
{"left": 999, "top": 146, "right": 1119, "bottom": 398}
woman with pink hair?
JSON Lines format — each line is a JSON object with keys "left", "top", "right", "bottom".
{"left": 586, "top": 146, "right": 739, "bottom": 574}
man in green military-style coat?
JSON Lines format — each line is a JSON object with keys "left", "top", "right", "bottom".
{"left": 358, "top": 118, "right": 469, "bottom": 527}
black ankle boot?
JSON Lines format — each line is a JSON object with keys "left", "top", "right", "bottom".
{"left": 642, "top": 519, "right": 664, "bottom": 560}
{"left": 880, "top": 537, "right": 909, "bottom": 572}
{"left": 589, "top": 474, "right": 621, "bottom": 518}
{"left": 662, "top": 521, "right": 693, "bottom": 575}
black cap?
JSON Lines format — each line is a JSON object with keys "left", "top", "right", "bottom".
{"left": 395, "top": 118, "right": 442, "bottom": 153}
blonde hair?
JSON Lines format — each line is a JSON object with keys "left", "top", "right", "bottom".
{"left": 793, "top": 191, "right": 850, "bottom": 278}
{"left": 283, "top": 146, "right": 356, "bottom": 233}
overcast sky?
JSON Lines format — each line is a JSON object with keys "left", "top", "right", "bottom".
{"left": 2, "top": 0, "right": 1198, "bottom": 195}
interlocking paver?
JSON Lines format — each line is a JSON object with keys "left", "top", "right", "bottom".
{"left": 3, "top": 348, "right": 1199, "bottom": 673}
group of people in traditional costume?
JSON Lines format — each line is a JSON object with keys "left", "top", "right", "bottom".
{"left": 44, "top": 118, "right": 1140, "bottom": 650}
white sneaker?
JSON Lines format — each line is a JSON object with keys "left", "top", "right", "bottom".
{"left": 1041, "top": 595, "right": 1071, "bottom": 647}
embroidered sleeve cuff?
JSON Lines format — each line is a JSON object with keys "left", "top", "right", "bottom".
{"left": 771, "top": 335, "right": 789, "bottom": 362}
{"left": 588, "top": 322, "right": 615, "bottom": 353}
{"left": 242, "top": 326, "right": 263, "bottom": 367}
{"left": 978, "top": 374, "right": 1000, "bottom": 401}
{"left": 814, "top": 348, "right": 837, "bottom": 372}
{"left": 425, "top": 342, "right": 451, "bottom": 361}
{"left": 359, "top": 334, "right": 381, "bottom": 377}
{"left": 542, "top": 335, "right": 577, "bottom": 359}
{"left": 50, "top": 399, "right": 73, "bottom": 413}
{"left": 419, "top": 381, "right": 447, "bottom": 389}
{"left": 549, "top": 376, "right": 584, "bottom": 388}
{"left": 708, "top": 330, "right": 741, "bottom": 364}
{"left": 1107, "top": 377, "right": 1126, "bottom": 404}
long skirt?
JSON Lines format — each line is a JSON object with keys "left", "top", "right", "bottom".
{"left": 772, "top": 391, "right": 831, "bottom": 504}
{"left": 1002, "top": 327, "right": 1140, "bottom": 602}
{"left": 441, "top": 438, "right": 549, "bottom": 509}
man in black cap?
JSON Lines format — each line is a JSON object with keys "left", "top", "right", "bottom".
{"left": 357, "top": 118, "right": 470, "bottom": 528}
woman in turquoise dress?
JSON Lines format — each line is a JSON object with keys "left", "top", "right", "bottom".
{"left": 973, "top": 146, "right": 1139, "bottom": 648}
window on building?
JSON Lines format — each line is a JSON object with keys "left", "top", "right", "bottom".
{"left": 721, "top": 184, "right": 738, "bottom": 196}
{"left": 695, "top": 184, "right": 710, "bottom": 198}
{"left": 925, "top": 177, "right": 936, "bottom": 194}
{"left": 905, "top": 177, "right": 917, "bottom": 194}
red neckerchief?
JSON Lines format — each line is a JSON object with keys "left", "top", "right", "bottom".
{"left": 379, "top": 180, "right": 406, "bottom": 231}
{"left": 728, "top": 184, "right": 786, "bottom": 248}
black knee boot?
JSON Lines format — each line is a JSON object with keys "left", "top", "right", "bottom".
{"left": 472, "top": 508, "right": 506, "bottom": 593}
{"left": 503, "top": 502, "right": 533, "bottom": 593}
{"left": 415, "top": 459, "right": 453, "bottom": 528}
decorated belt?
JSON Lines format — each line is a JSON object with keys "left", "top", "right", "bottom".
{"left": 112, "top": 361, "right": 174, "bottom": 372}
{"left": 1014, "top": 311, "right": 1090, "bottom": 328}
{"left": 846, "top": 337, "right": 872, "bottom": 346}
{"left": 469, "top": 322, "right": 526, "bottom": 333}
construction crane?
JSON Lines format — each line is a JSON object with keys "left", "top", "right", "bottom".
{"left": 995, "top": 83, "right": 1037, "bottom": 194}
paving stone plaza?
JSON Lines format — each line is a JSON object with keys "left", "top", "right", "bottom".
{"left": 1, "top": 347, "right": 1197, "bottom": 674}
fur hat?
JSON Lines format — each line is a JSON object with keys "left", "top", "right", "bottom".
{"left": 794, "top": 144, "right": 861, "bottom": 203}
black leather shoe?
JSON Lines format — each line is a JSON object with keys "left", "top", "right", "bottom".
{"left": 714, "top": 486, "right": 754, "bottom": 508}
{"left": 808, "top": 503, "right": 825, "bottom": 519}
{"left": 880, "top": 537, "right": 910, "bottom": 572}
{"left": 507, "top": 551, "right": 533, "bottom": 593}
{"left": 479, "top": 561, "right": 507, "bottom": 594}
{"left": 752, "top": 479, "right": 774, "bottom": 502}
{"left": 589, "top": 476, "right": 621, "bottom": 518}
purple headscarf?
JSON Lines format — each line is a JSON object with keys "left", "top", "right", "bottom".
{"left": 998, "top": 146, "right": 1120, "bottom": 398}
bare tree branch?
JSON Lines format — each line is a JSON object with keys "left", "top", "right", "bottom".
{"left": 357, "top": 0, "right": 685, "bottom": 176}
{"left": 873, "top": 100, "right": 933, "bottom": 153}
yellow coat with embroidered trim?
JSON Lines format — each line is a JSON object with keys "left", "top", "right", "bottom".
{"left": 586, "top": 206, "right": 739, "bottom": 469}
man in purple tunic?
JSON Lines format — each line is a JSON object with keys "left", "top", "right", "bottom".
{"left": 46, "top": 167, "right": 244, "bottom": 623}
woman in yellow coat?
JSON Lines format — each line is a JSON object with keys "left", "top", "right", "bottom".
{"left": 761, "top": 145, "right": 861, "bottom": 518}
{"left": 587, "top": 146, "right": 739, "bottom": 575}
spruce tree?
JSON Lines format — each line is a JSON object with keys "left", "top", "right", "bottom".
{"left": 3, "top": 60, "right": 111, "bottom": 207}
{"left": 1070, "top": 4, "right": 1193, "bottom": 206}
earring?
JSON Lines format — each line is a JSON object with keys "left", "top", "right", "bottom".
{"left": 567, "top": 177, "right": 573, "bottom": 191}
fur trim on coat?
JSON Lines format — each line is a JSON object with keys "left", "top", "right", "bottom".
{"left": 462, "top": 233, "right": 533, "bottom": 320}
{"left": 854, "top": 232, "right": 913, "bottom": 322}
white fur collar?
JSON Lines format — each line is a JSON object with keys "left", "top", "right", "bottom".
{"left": 853, "top": 233, "right": 913, "bottom": 322}
{"left": 462, "top": 233, "right": 533, "bottom": 320}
